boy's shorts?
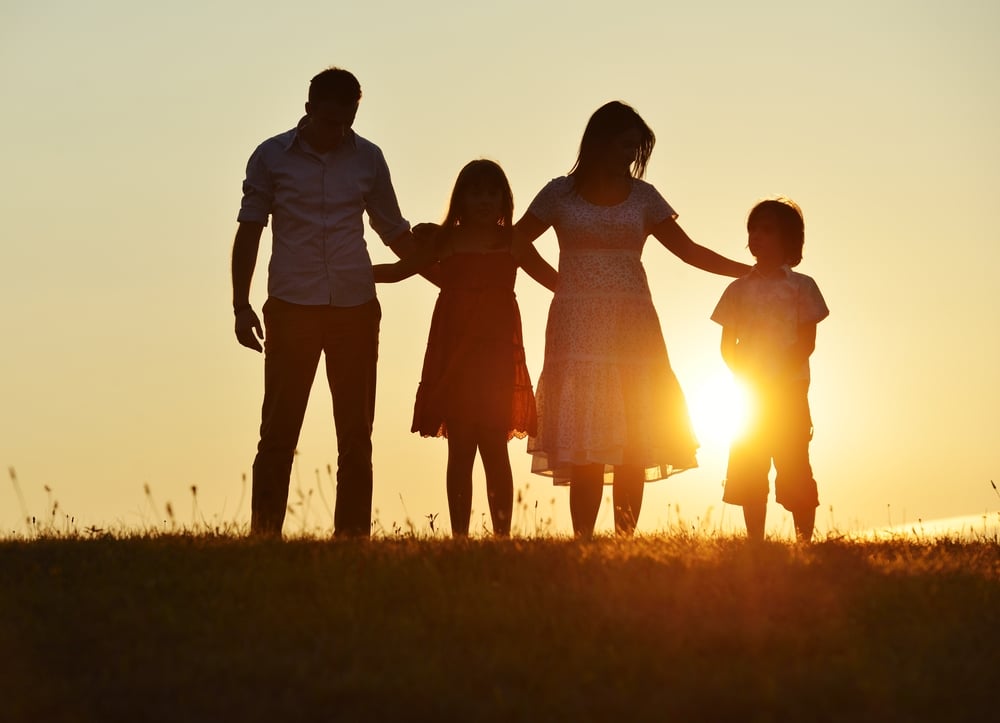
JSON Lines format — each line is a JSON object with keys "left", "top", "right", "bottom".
{"left": 723, "top": 380, "right": 819, "bottom": 512}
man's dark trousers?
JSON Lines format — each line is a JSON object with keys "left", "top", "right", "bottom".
{"left": 251, "top": 296, "right": 380, "bottom": 537}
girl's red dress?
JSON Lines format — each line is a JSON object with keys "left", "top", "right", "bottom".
{"left": 411, "top": 251, "right": 537, "bottom": 440}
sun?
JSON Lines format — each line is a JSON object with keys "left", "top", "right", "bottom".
{"left": 686, "top": 371, "right": 750, "bottom": 449}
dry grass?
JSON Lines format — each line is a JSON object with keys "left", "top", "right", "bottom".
{"left": 4, "top": 467, "right": 998, "bottom": 720}
{"left": 1, "top": 532, "right": 997, "bottom": 722}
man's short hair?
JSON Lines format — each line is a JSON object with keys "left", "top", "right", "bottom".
{"left": 309, "top": 67, "right": 362, "bottom": 105}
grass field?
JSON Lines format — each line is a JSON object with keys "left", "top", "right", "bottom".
{"left": 1, "top": 532, "right": 997, "bottom": 722}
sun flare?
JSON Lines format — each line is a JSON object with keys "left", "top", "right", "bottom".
{"left": 687, "top": 372, "right": 750, "bottom": 448}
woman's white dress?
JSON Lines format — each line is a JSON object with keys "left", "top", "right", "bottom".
{"left": 526, "top": 176, "right": 699, "bottom": 484}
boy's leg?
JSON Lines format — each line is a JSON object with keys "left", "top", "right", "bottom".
{"left": 324, "top": 299, "right": 381, "bottom": 538}
{"left": 742, "top": 502, "right": 767, "bottom": 542}
{"left": 773, "top": 381, "right": 819, "bottom": 542}
{"left": 792, "top": 507, "right": 816, "bottom": 542}
{"left": 251, "top": 299, "right": 324, "bottom": 537}
{"left": 725, "top": 435, "right": 772, "bottom": 541}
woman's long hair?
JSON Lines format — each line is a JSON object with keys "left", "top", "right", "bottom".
{"left": 569, "top": 101, "right": 655, "bottom": 184}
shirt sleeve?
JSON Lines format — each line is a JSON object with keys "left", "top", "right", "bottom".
{"left": 797, "top": 276, "right": 830, "bottom": 324}
{"left": 525, "top": 178, "right": 564, "bottom": 225}
{"left": 237, "top": 143, "right": 273, "bottom": 226}
{"left": 644, "top": 183, "right": 678, "bottom": 229}
{"left": 711, "top": 280, "right": 740, "bottom": 327}
{"left": 365, "top": 147, "right": 410, "bottom": 245}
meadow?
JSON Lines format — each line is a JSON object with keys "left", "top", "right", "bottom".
{"left": 1, "top": 529, "right": 997, "bottom": 722}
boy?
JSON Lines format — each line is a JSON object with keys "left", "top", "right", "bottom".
{"left": 711, "top": 198, "right": 829, "bottom": 541}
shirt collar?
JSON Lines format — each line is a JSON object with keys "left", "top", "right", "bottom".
{"left": 285, "top": 115, "right": 357, "bottom": 152}
{"left": 749, "top": 263, "right": 792, "bottom": 280}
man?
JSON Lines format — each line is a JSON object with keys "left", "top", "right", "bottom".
{"left": 231, "top": 67, "right": 417, "bottom": 537}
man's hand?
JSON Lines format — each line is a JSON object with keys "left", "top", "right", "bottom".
{"left": 234, "top": 306, "right": 264, "bottom": 352}
{"left": 412, "top": 222, "right": 440, "bottom": 241}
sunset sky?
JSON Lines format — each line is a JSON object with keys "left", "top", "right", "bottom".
{"left": 2, "top": 0, "right": 998, "bottom": 537}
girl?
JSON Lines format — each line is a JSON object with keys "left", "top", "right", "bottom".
{"left": 513, "top": 101, "right": 751, "bottom": 537}
{"left": 375, "top": 160, "right": 554, "bottom": 536}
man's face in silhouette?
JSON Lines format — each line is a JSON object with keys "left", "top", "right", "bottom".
{"left": 303, "top": 99, "right": 359, "bottom": 151}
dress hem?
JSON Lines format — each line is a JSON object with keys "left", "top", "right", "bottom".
{"left": 529, "top": 453, "right": 698, "bottom": 486}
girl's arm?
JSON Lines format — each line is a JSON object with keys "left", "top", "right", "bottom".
{"left": 651, "top": 217, "right": 750, "bottom": 278}
{"left": 512, "top": 212, "right": 559, "bottom": 292}
{"left": 375, "top": 225, "right": 442, "bottom": 285}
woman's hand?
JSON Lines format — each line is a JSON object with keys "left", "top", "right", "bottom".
{"left": 512, "top": 213, "right": 559, "bottom": 292}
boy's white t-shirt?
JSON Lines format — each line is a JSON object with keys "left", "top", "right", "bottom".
{"left": 711, "top": 265, "right": 829, "bottom": 383}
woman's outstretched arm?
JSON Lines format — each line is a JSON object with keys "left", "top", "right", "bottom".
{"left": 512, "top": 213, "right": 559, "bottom": 292}
{"left": 651, "top": 217, "right": 750, "bottom": 278}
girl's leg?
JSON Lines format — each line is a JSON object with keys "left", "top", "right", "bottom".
{"left": 743, "top": 502, "right": 767, "bottom": 542}
{"left": 477, "top": 428, "right": 514, "bottom": 537}
{"left": 569, "top": 464, "right": 604, "bottom": 539}
{"left": 445, "top": 423, "right": 478, "bottom": 537}
{"left": 612, "top": 464, "right": 645, "bottom": 536}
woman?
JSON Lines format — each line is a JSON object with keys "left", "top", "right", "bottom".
{"left": 513, "top": 101, "right": 750, "bottom": 537}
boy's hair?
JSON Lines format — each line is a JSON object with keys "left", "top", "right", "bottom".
{"left": 570, "top": 101, "right": 656, "bottom": 183}
{"left": 442, "top": 159, "right": 514, "bottom": 228}
{"left": 309, "top": 67, "right": 362, "bottom": 105}
{"left": 747, "top": 197, "right": 805, "bottom": 266}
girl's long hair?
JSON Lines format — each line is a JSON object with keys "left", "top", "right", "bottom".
{"left": 441, "top": 159, "right": 514, "bottom": 228}
{"left": 569, "top": 101, "right": 655, "bottom": 184}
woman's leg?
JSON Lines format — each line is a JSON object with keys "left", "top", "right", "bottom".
{"left": 612, "top": 464, "right": 645, "bottom": 536}
{"left": 477, "top": 428, "right": 514, "bottom": 537}
{"left": 570, "top": 464, "right": 604, "bottom": 538}
{"left": 445, "top": 423, "right": 478, "bottom": 537}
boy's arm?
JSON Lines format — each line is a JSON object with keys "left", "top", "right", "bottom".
{"left": 720, "top": 326, "right": 740, "bottom": 375}
{"left": 785, "top": 322, "right": 817, "bottom": 370}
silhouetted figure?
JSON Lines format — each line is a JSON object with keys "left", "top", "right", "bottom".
{"left": 374, "top": 160, "right": 555, "bottom": 536}
{"left": 231, "top": 67, "right": 419, "bottom": 538}
{"left": 711, "top": 198, "right": 829, "bottom": 542}
{"left": 513, "top": 101, "right": 750, "bottom": 538}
